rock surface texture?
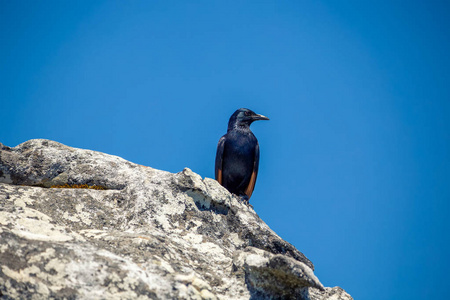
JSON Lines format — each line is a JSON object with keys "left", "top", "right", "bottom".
{"left": 0, "top": 139, "right": 352, "bottom": 300}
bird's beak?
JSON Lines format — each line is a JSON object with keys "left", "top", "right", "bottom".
{"left": 253, "top": 114, "right": 269, "bottom": 121}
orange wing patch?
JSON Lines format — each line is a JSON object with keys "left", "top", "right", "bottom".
{"left": 244, "top": 171, "right": 257, "bottom": 199}
{"left": 217, "top": 169, "right": 223, "bottom": 185}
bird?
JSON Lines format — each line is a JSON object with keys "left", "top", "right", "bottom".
{"left": 215, "top": 108, "right": 269, "bottom": 202}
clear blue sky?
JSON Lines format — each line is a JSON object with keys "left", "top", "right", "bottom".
{"left": 1, "top": 1, "right": 449, "bottom": 299}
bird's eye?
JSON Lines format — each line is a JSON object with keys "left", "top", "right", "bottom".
{"left": 244, "top": 111, "right": 250, "bottom": 116}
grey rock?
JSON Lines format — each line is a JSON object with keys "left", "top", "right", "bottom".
{"left": 0, "top": 139, "right": 352, "bottom": 300}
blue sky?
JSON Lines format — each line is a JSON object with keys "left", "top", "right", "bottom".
{"left": 1, "top": 1, "right": 449, "bottom": 299}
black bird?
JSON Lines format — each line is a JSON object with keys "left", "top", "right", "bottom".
{"left": 215, "top": 108, "right": 269, "bottom": 202}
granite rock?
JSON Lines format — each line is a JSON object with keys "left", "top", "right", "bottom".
{"left": 0, "top": 139, "right": 352, "bottom": 300}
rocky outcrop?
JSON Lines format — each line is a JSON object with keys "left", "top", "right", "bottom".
{"left": 0, "top": 139, "right": 352, "bottom": 300}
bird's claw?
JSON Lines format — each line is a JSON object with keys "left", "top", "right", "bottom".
{"left": 240, "top": 195, "right": 253, "bottom": 208}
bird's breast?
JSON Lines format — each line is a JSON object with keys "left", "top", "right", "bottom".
{"left": 223, "top": 134, "right": 256, "bottom": 174}
{"left": 225, "top": 133, "right": 256, "bottom": 156}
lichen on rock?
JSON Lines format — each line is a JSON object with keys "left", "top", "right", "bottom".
{"left": 0, "top": 139, "right": 352, "bottom": 299}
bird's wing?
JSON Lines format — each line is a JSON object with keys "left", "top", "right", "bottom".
{"left": 245, "top": 142, "right": 259, "bottom": 199}
{"left": 215, "top": 136, "right": 226, "bottom": 185}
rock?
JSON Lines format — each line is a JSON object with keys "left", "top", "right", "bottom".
{"left": 233, "top": 247, "right": 324, "bottom": 299}
{"left": 0, "top": 139, "right": 352, "bottom": 299}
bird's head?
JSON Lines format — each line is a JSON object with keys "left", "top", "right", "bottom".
{"left": 228, "top": 108, "right": 269, "bottom": 131}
